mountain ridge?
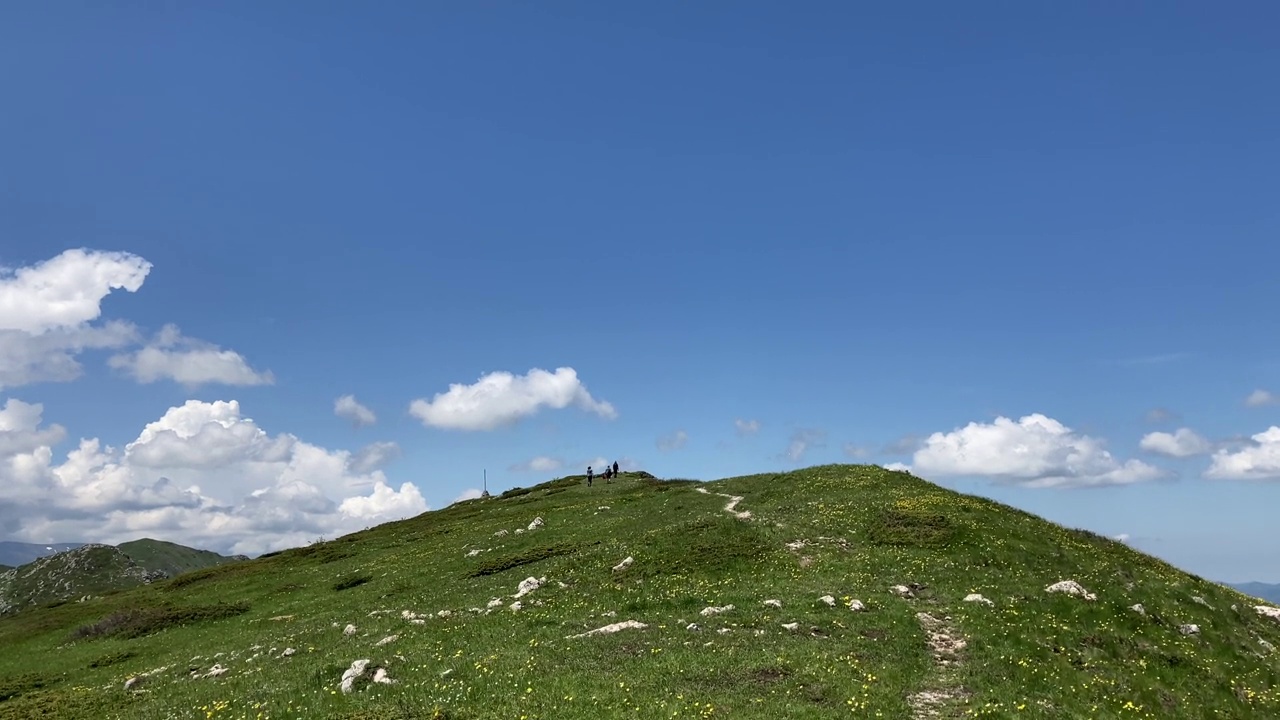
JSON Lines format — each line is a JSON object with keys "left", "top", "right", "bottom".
{"left": 0, "top": 464, "right": 1277, "bottom": 719}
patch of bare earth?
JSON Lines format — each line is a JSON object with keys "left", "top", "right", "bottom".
{"left": 907, "top": 611, "right": 970, "bottom": 719}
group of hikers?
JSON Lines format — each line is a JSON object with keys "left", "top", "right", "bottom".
{"left": 586, "top": 461, "right": 620, "bottom": 487}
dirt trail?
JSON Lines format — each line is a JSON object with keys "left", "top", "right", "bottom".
{"left": 694, "top": 487, "right": 752, "bottom": 520}
{"left": 907, "top": 611, "right": 969, "bottom": 719}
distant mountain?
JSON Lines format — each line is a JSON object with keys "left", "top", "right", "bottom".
{"left": 0, "top": 539, "right": 244, "bottom": 615}
{"left": 1230, "top": 582, "right": 1280, "bottom": 604}
{"left": 0, "top": 541, "right": 85, "bottom": 567}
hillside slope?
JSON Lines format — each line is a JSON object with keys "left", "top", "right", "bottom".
{"left": 0, "top": 542, "right": 84, "bottom": 568}
{"left": 0, "top": 541, "right": 242, "bottom": 616}
{"left": 117, "top": 538, "right": 246, "bottom": 578}
{"left": 0, "top": 465, "right": 1277, "bottom": 720}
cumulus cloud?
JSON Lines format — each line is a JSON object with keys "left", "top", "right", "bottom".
{"left": 1205, "top": 427, "right": 1280, "bottom": 480}
{"left": 108, "top": 324, "right": 273, "bottom": 388}
{"left": 657, "top": 430, "right": 689, "bottom": 452}
{"left": 1139, "top": 428, "right": 1212, "bottom": 458}
{"left": 509, "top": 456, "right": 565, "bottom": 473}
{"left": 1245, "top": 389, "right": 1279, "bottom": 408}
{"left": 409, "top": 367, "right": 616, "bottom": 431}
{"left": 0, "top": 249, "right": 152, "bottom": 390}
{"left": 348, "top": 442, "right": 401, "bottom": 474}
{"left": 910, "top": 413, "right": 1165, "bottom": 488}
{"left": 451, "top": 488, "right": 484, "bottom": 504}
{"left": 734, "top": 419, "right": 760, "bottom": 436}
{"left": 0, "top": 397, "right": 428, "bottom": 555}
{"left": 334, "top": 394, "right": 376, "bottom": 426}
{"left": 781, "top": 429, "right": 826, "bottom": 463}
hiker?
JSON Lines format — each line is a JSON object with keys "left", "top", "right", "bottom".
{"left": 604, "top": 466, "right": 612, "bottom": 482}
{"left": 587, "top": 466, "right": 594, "bottom": 487}
{"left": 613, "top": 460, "right": 619, "bottom": 477}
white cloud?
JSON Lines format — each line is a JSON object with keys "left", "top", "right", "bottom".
{"left": 348, "top": 442, "right": 401, "bottom": 474}
{"left": 782, "top": 429, "right": 826, "bottom": 463}
{"left": 451, "top": 488, "right": 484, "bottom": 504}
{"left": 1205, "top": 427, "right": 1280, "bottom": 481}
{"left": 734, "top": 419, "right": 760, "bottom": 436}
{"left": 409, "top": 367, "right": 616, "bottom": 431}
{"left": 509, "top": 455, "right": 565, "bottom": 473}
{"left": 334, "top": 394, "right": 376, "bottom": 426}
{"left": 0, "top": 249, "right": 152, "bottom": 390}
{"left": 911, "top": 413, "right": 1165, "bottom": 488}
{"left": 657, "top": 430, "right": 688, "bottom": 452}
{"left": 1245, "top": 389, "right": 1279, "bottom": 408}
{"left": 0, "top": 397, "right": 428, "bottom": 555}
{"left": 1139, "top": 428, "right": 1212, "bottom": 458}
{"left": 884, "top": 462, "right": 911, "bottom": 473}
{"left": 0, "top": 248, "right": 151, "bottom": 333}
{"left": 108, "top": 324, "right": 273, "bottom": 388}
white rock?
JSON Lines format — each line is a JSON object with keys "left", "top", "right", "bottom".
{"left": 781, "top": 622, "right": 800, "bottom": 631}
{"left": 763, "top": 599, "right": 782, "bottom": 608}
{"left": 513, "top": 576, "right": 542, "bottom": 598}
{"left": 1255, "top": 605, "right": 1280, "bottom": 621}
{"left": 1131, "top": 604, "right": 1146, "bottom": 615}
{"left": 849, "top": 599, "right": 867, "bottom": 612}
{"left": 612, "top": 556, "right": 634, "bottom": 573}
{"left": 700, "top": 604, "right": 734, "bottom": 616}
{"left": 717, "top": 628, "right": 733, "bottom": 634}
{"left": 487, "top": 598, "right": 504, "bottom": 608}
{"left": 466, "top": 549, "right": 482, "bottom": 557}
{"left": 686, "top": 623, "right": 700, "bottom": 631}
{"left": 203, "top": 664, "right": 228, "bottom": 678}
{"left": 566, "top": 620, "right": 648, "bottom": 639}
{"left": 528, "top": 517, "right": 544, "bottom": 531}
{"left": 375, "top": 635, "right": 399, "bottom": 647}
{"left": 124, "top": 676, "right": 145, "bottom": 691}
{"left": 510, "top": 601, "right": 523, "bottom": 612}
{"left": 514, "top": 528, "right": 525, "bottom": 534}
{"left": 1179, "top": 624, "right": 1200, "bottom": 636}
{"left": 494, "top": 529, "right": 508, "bottom": 537}
{"left": 1259, "top": 638, "right": 1276, "bottom": 653}
{"left": 602, "top": 610, "right": 617, "bottom": 618}
{"left": 785, "top": 540, "right": 806, "bottom": 551}
{"left": 963, "top": 593, "right": 993, "bottom": 606}
{"left": 372, "top": 668, "right": 395, "bottom": 685}
{"left": 819, "top": 595, "right": 836, "bottom": 607}
{"left": 281, "top": 648, "right": 296, "bottom": 657}
{"left": 343, "top": 624, "right": 358, "bottom": 636}
{"left": 1191, "top": 596, "right": 1212, "bottom": 608}
{"left": 340, "top": 659, "right": 370, "bottom": 694}
{"left": 1045, "top": 580, "right": 1097, "bottom": 601}
{"left": 436, "top": 610, "right": 452, "bottom": 618}
{"left": 411, "top": 618, "right": 426, "bottom": 625}
{"left": 401, "top": 610, "right": 419, "bottom": 620}
{"left": 598, "top": 506, "right": 611, "bottom": 511}
{"left": 889, "top": 585, "right": 914, "bottom": 598}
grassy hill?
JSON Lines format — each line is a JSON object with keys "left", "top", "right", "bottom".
{"left": 117, "top": 539, "right": 246, "bottom": 579}
{"left": 0, "top": 541, "right": 242, "bottom": 617}
{"left": 0, "top": 464, "right": 1277, "bottom": 720}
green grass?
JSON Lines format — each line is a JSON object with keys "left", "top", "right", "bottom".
{"left": 117, "top": 538, "right": 241, "bottom": 578}
{"left": 0, "top": 465, "right": 1277, "bottom": 719}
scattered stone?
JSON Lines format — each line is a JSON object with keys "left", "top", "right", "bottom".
{"left": 343, "top": 624, "right": 358, "bottom": 636}
{"left": 763, "top": 599, "right": 782, "bottom": 609}
{"left": 487, "top": 598, "right": 504, "bottom": 608}
{"left": 340, "top": 660, "right": 370, "bottom": 694}
{"left": 401, "top": 610, "right": 420, "bottom": 620}
{"left": 494, "top": 529, "right": 508, "bottom": 537}
{"left": 612, "top": 556, "right": 634, "bottom": 573}
{"left": 375, "top": 635, "right": 399, "bottom": 647}
{"left": 597, "top": 506, "right": 611, "bottom": 511}
{"left": 602, "top": 610, "right": 617, "bottom": 618}
{"left": 963, "top": 593, "right": 993, "bottom": 606}
{"left": 1179, "top": 624, "right": 1200, "bottom": 636}
{"left": 785, "top": 540, "right": 807, "bottom": 552}
{"left": 890, "top": 584, "right": 915, "bottom": 598}
{"left": 849, "top": 599, "right": 867, "bottom": 612}
{"left": 281, "top": 648, "right": 296, "bottom": 658}
{"left": 819, "top": 595, "right": 836, "bottom": 607}
{"left": 202, "top": 664, "right": 228, "bottom": 679}
{"left": 411, "top": 619, "right": 426, "bottom": 625}
{"left": 372, "top": 668, "right": 395, "bottom": 685}
{"left": 436, "top": 610, "right": 453, "bottom": 618}
{"left": 1131, "top": 604, "right": 1146, "bottom": 615}
{"left": 1045, "top": 580, "right": 1097, "bottom": 601}
{"left": 700, "top": 604, "right": 734, "bottom": 616}
{"left": 781, "top": 622, "right": 799, "bottom": 631}
{"left": 513, "top": 576, "right": 542, "bottom": 599}
{"left": 528, "top": 517, "right": 544, "bottom": 531}
{"left": 466, "top": 549, "right": 482, "bottom": 557}
{"left": 686, "top": 623, "right": 700, "bottom": 631}
{"left": 124, "top": 676, "right": 145, "bottom": 691}
{"left": 717, "top": 628, "right": 733, "bottom": 635}
{"left": 1191, "top": 596, "right": 1213, "bottom": 608}
{"left": 510, "top": 601, "right": 523, "bottom": 612}
{"left": 566, "top": 620, "right": 648, "bottom": 639}
{"left": 1258, "top": 638, "right": 1276, "bottom": 653}
{"left": 269, "top": 614, "right": 294, "bottom": 622}
{"left": 514, "top": 528, "right": 525, "bottom": 534}
{"left": 1255, "top": 606, "right": 1280, "bottom": 621}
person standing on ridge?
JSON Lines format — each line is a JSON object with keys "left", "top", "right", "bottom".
{"left": 613, "top": 461, "right": 619, "bottom": 477}
{"left": 586, "top": 466, "right": 594, "bottom": 487}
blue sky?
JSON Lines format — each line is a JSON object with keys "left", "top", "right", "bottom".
{"left": 1, "top": 3, "right": 1278, "bottom": 581}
